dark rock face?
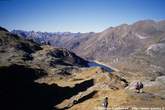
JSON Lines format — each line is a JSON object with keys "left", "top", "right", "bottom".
{"left": 48, "top": 48, "right": 89, "bottom": 67}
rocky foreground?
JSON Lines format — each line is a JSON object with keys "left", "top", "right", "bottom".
{"left": 1, "top": 27, "right": 165, "bottom": 110}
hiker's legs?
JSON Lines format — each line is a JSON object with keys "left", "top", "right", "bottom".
{"left": 137, "top": 89, "right": 140, "bottom": 93}
{"left": 104, "top": 106, "right": 107, "bottom": 110}
{"left": 103, "top": 105, "right": 108, "bottom": 110}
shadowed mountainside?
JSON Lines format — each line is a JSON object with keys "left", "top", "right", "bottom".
{"left": 0, "top": 64, "right": 95, "bottom": 110}
{"left": 0, "top": 27, "right": 98, "bottom": 110}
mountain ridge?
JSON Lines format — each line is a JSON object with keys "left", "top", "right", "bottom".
{"left": 12, "top": 19, "right": 165, "bottom": 81}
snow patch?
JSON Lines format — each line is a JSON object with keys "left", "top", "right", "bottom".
{"left": 135, "top": 33, "right": 148, "bottom": 39}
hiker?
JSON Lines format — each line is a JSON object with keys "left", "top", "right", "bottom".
{"left": 139, "top": 82, "right": 144, "bottom": 93}
{"left": 135, "top": 82, "right": 144, "bottom": 93}
{"left": 102, "top": 97, "right": 108, "bottom": 110}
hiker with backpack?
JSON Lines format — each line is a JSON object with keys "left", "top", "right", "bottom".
{"left": 135, "top": 81, "right": 144, "bottom": 93}
{"left": 102, "top": 97, "right": 108, "bottom": 110}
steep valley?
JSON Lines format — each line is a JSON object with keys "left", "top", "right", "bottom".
{"left": 13, "top": 20, "right": 165, "bottom": 81}
{"left": 1, "top": 20, "right": 165, "bottom": 110}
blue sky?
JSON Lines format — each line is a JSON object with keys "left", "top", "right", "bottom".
{"left": 0, "top": 0, "right": 165, "bottom": 32}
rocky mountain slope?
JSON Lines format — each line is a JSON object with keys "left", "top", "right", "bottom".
{"left": 0, "top": 27, "right": 130, "bottom": 110}
{"left": 0, "top": 27, "right": 92, "bottom": 109}
{"left": 74, "top": 20, "right": 165, "bottom": 81}
{"left": 13, "top": 20, "right": 165, "bottom": 81}
{"left": 3, "top": 19, "right": 165, "bottom": 109}
{"left": 0, "top": 27, "right": 88, "bottom": 75}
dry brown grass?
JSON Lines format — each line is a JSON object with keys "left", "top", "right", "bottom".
{"left": 37, "top": 67, "right": 165, "bottom": 110}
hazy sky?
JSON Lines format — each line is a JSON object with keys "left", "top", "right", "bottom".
{"left": 0, "top": 0, "right": 165, "bottom": 32}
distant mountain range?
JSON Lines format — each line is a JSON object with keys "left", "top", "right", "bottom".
{"left": 12, "top": 30, "right": 95, "bottom": 49}
{"left": 12, "top": 20, "right": 165, "bottom": 80}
